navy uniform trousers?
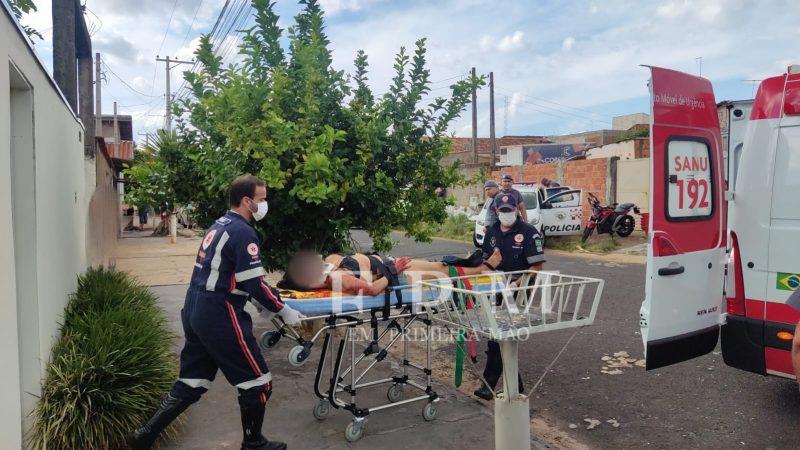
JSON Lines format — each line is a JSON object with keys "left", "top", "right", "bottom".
{"left": 170, "top": 287, "right": 272, "bottom": 407}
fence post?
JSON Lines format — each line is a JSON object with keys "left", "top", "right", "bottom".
{"left": 607, "top": 157, "right": 618, "bottom": 204}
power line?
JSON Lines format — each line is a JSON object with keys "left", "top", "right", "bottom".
{"left": 498, "top": 90, "right": 612, "bottom": 125}
{"left": 157, "top": 0, "right": 180, "bottom": 57}
{"left": 429, "top": 73, "right": 468, "bottom": 85}
{"left": 146, "top": 0, "right": 181, "bottom": 119}
{"left": 174, "top": 0, "right": 235, "bottom": 101}
{"left": 175, "top": 0, "right": 254, "bottom": 103}
{"left": 510, "top": 99, "right": 606, "bottom": 126}
{"left": 103, "top": 61, "right": 163, "bottom": 99}
{"left": 179, "top": 0, "right": 204, "bottom": 50}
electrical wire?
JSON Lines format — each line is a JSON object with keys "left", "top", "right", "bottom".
{"left": 104, "top": 61, "right": 163, "bottom": 99}
{"left": 499, "top": 90, "right": 612, "bottom": 125}
{"left": 174, "top": 0, "right": 234, "bottom": 101}
{"left": 179, "top": 0, "right": 205, "bottom": 50}
{"left": 157, "top": 0, "right": 180, "bottom": 57}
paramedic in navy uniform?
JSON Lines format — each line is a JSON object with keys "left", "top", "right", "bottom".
{"left": 127, "top": 175, "right": 301, "bottom": 450}
{"left": 474, "top": 193, "right": 545, "bottom": 401}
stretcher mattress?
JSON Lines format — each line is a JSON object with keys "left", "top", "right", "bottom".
{"left": 282, "top": 279, "right": 503, "bottom": 315}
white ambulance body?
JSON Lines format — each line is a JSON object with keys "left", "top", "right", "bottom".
{"left": 639, "top": 65, "right": 800, "bottom": 378}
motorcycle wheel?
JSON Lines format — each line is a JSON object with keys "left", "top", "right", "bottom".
{"left": 615, "top": 215, "right": 635, "bottom": 237}
{"left": 581, "top": 226, "right": 593, "bottom": 243}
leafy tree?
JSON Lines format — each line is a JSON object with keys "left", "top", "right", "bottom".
{"left": 123, "top": 131, "right": 184, "bottom": 215}
{"left": 145, "top": 0, "right": 483, "bottom": 269}
{"left": 9, "top": 0, "right": 43, "bottom": 40}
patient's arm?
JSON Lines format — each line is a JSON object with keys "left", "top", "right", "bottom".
{"left": 333, "top": 272, "right": 390, "bottom": 296}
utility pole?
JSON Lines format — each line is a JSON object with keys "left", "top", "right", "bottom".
{"left": 138, "top": 132, "right": 153, "bottom": 148}
{"left": 95, "top": 53, "right": 102, "bottom": 136}
{"left": 489, "top": 72, "right": 496, "bottom": 169}
{"left": 52, "top": 0, "right": 77, "bottom": 110}
{"left": 471, "top": 67, "right": 477, "bottom": 163}
{"left": 113, "top": 101, "right": 119, "bottom": 156}
{"left": 504, "top": 95, "right": 509, "bottom": 136}
{"left": 156, "top": 56, "right": 194, "bottom": 133}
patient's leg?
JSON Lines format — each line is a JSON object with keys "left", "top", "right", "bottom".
{"left": 404, "top": 249, "right": 501, "bottom": 284}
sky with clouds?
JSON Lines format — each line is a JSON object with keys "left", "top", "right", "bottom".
{"left": 16, "top": 0, "right": 800, "bottom": 141}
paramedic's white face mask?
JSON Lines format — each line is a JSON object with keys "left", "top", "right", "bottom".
{"left": 498, "top": 211, "right": 517, "bottom": 226}
{"left": 250, "top": 199, "right": 269, "bottom": 221}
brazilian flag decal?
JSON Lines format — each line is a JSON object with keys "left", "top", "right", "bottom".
{"left": 777, "top": 272, "right": 800, "bottom": 291}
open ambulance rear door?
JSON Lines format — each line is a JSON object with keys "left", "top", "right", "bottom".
{"left": 639, "top": 66, "right": 727, "bottom": 370}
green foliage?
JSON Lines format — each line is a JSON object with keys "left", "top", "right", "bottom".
{"left": 436, "top": 214, "right": 474, "bottom": 241}
{"left": 546, "top": 235, "right": 622, "bottom": 253}
{"left": 124, "top": 130, "right": 197, "bottom": 213}
{"left": 28, "top": 267, "right": 177, "bottom": 450}
{"left": 9, "top": 0, "right": 42, "bottom": 40}
{"left": 162, "top": 0, "right": 483, "bottom": 269}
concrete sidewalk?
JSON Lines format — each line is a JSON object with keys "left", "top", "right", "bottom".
{"left": 152, "top": 284, "right": 518, "bottom": 449}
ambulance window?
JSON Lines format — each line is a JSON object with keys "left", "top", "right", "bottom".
{"left": 666, "top": 138, "right": 714, "bottom": 221}
{"left": 770, "top": 127, "right": 800, "bottom": 220}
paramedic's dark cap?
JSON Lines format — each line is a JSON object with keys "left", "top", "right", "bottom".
{"left": 495, "top": 194, "right": 518, "bottom": 211}
{"left": 484, "top": 180, "right": 498, "bottom": 188}
{"left": 788, "top": 288, "right": 800, "bottom": 311}
{"left": 502, "top": 174, "right": 513, "bottom": 181}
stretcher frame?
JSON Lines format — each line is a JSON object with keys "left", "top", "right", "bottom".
{"left": 418, "top": 269, "right": 605, "bottom": 450}
{"left": 258, "top": 285, "right": 440, "bottom": 442}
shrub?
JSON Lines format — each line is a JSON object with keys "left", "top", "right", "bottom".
{"left": 28, "top": 267, "right": 178, "bottom": 450}
{"left": 435, "top": 214, "right": 473, "bottom": 241}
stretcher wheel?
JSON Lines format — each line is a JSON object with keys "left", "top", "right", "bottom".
{"left": 313, "top": 400, "right": 330, "bottom": 420}
{"left": 288, "top": 345, "right": 308, "bottom": 367}
{"left": 387, "top": 383, "right": 403, "bottom": 402}
{"left": 259, "top": 331, "right": 280, "bottom": 350}
{"left": 422, "top": 402, "right": 438, "bottom": 422}
{"left": 345, "top": 420, "right": 365, "bottom": 442}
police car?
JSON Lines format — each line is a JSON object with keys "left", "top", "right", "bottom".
{"left": 473, "top": 183, "right": 583, "bottom": 246}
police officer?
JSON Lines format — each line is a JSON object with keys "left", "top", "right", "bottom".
{"left": 474, "top": 193, "right": 545, "bottom": 400}
{"left": 497, "top": 174, "right": 528, "bottom": 222}
{"left": 481, "top": 180, "right": 500, "bottom": 229}
{"left": 127, "top": 175, "right": 302, "bottom": 450}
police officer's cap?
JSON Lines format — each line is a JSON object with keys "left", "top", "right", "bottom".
{"left": 495, "top": 194, "right": 518, "bottom": 211}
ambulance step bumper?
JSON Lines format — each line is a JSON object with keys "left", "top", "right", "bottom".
{"left": 721, "top": 315, "right": 766, "bottom": 376}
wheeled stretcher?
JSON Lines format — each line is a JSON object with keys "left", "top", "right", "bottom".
{"left": 257, "top": 284, "right": 444, "bottom": 442}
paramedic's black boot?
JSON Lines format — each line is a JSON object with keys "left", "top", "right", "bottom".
{"left": 126, "top": 394, "right": 192, "bottom": 449}
{"left": 240, "top": 404, "right": 286, "bottom": 450}
{"left": 473, "top": 384, "right": 494, "bottom": 401}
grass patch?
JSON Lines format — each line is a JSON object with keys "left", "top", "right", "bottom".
{"left": 28, "top": 267, "right": 178, "bottom": 450}
{"left": 430, "top": 214, "right": 473, "bottom": 242}
{"left": 545, "top": 234, "right": 622, "bottom": 253}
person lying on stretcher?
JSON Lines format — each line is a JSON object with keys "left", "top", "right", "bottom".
{"left": 277, "top": 249, "right": 502, "bottom": 296}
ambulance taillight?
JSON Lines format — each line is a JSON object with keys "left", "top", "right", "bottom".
{"left": 652, "top": 234, "right": 678, "bottom": 257}
{"left": 725, "top": 231, "right": 746, "bottom": 316}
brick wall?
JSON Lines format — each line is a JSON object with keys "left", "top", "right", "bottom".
{"left": 492, "top": 158, "right": 610, "bottom": 223}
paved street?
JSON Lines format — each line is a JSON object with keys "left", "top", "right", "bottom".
{"left": 350, "top": 231, "right": 800, "bottom": 449}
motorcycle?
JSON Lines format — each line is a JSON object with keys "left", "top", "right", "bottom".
{"left": 581, "top": 192, "right": 640, "bottom": 242}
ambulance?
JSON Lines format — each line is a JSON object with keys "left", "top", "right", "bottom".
{"left": 639, "top": 65, "right": 800, "bottom": 378}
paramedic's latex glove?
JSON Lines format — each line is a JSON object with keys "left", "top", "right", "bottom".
{"left": 394, "top": 257, "right": 412, "bottom": 273}
{"left": 277, "top": 304, "right": 303, "bottom": 326}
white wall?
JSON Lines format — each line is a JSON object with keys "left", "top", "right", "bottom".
{"left": 1, "top": 6, "right": 88, "bottom": 446}
{"left": 612, "top": 112, "right": 650, "bottom": 130}
{"left": 617, "top": 158, "right": 650, "bottom": 216}
{"left": 587, "top": 140, "right": 637, "bottom": 160}
{"left": 498, "top": 145, "right": 523, "bottom": 165}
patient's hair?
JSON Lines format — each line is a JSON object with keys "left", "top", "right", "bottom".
{"left": 277, "top": 250, "right": 326, "bottom": 291}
